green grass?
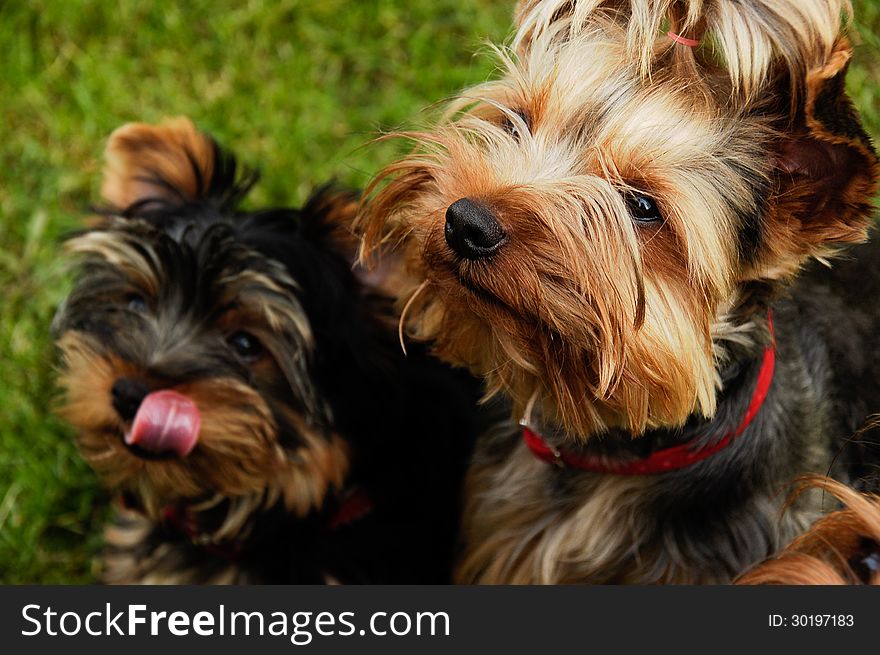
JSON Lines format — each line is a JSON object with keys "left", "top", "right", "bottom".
{"left": 0, "top": 0, "right": 877, "bottom": 583}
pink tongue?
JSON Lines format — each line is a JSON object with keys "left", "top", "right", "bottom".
{"left": 125, "top": 390, "right": 201, "bottom": 457}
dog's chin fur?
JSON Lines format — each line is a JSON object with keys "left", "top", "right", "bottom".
{"left": 357, "top": 0, "right": 880, "bottom": 584}
{"left": 57, "top": 333, "right": 349, "bottom": 526}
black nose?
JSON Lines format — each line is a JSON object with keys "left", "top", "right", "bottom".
{"left": 111, "top": 378, "right": 150, "bottom": 422}
{"left": 444, "top": 198, "right": 506, "bottom": 260}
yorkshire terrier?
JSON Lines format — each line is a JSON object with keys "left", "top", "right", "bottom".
{"left": 358, "top": 0, "right": 880, "bottom": 583}
{"left": 737, "top": 476, "right": 880, "bottom": 585}
{"left": 54, "top": 117, "right": 483, "bottom": 583}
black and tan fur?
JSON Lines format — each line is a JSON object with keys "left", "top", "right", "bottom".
{"left": 54, "top": 118, "right": 484, "bottom": 583}
{"left": 357, "top": 0, "right": 880, "bottom": 583}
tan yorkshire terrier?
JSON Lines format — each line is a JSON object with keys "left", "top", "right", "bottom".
{"left": 358, "top": 0, "right": 880, "bottom": 583}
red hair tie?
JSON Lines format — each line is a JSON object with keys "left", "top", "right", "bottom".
{"left": 667, "top": 31, "right": 700, "bottom": 47}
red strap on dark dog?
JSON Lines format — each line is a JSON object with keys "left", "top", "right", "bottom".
{"left": 524, "top": 312, "right": 776, "bottom": 475}
{"left": 160, "top": 504, "right": 243, "bottom": 560}
{"left": 153, "top": 485, "right": 374, "bottom": 559}
{"left": 325, "top": 487, "right": 374, "bottom": 530}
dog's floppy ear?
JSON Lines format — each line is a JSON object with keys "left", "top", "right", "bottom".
{"left": 102, "top": 116, "right": 246, "bottom": 213}
{"left": 300, "top": 185, "right": 361, "bottom": 255}
{"left": 304, "top": 186, "right": 408, "bottom": 297}
{"left": 771, "top": 38, "right": 879, "bottom": 256}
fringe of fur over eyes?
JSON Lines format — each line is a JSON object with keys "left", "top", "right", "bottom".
{"left": 514, "top": 0, "right": 851, "bottom": 102}
{"left": 737, "top": 476, "right": 880, "bottom": 585}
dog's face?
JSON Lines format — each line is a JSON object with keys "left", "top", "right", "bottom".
{"left": 55, "top": 119, "right": 351, "bottom": 519}
{"left": 360, "top": 0, "right": 877, "bottom": 438}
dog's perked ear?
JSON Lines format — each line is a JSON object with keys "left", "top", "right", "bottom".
{"left": 778, "top": 38, "right": 879, "bottom": 242}
{"left": 765, "top": 38, "right": 879, "bottom": 268}
{"left": 101, "top": 116, "right": 249, "bottom": 214}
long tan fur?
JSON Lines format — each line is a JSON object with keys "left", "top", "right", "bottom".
{"left": 738, "top": 476, "right": 880, "bottom": 585}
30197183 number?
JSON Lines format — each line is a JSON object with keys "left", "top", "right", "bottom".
{"left": 768, "top": 614, "right": 855, "bottom": 627}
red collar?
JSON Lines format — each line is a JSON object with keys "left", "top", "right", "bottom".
{"left": 523, "top": 311, "right": 776, "bottom": 475}
{"left": 160, "top": 503, "right": 242, "bottom": 560}
{"left": 151, "top": 486, "right": 374, "bottom": 559}
{"left": 324, "top": 486, "right": 374, "bottom": 531}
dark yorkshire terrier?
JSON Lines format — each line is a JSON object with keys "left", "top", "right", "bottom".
{"left": 54, "top": 117, "right": 483, "bottom": 583}
{"left": 358, "top": 0, "right": 880, "bottom": 583}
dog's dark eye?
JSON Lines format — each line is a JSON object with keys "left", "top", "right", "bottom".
{"left": 126, "top": 293, "right": 148, "bottom": 313}
{"left": 227, "top": 331, "right": 263, "bottom": 361}
{"left": 625, "top": 192, "right": 662, "bottom": 224}
{"left": 500, "top": 109, "right": 530, "bottom": 140}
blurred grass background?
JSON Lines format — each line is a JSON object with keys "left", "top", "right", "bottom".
{"left": 0, "top": 0, "right": 877, "bottom": 583}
